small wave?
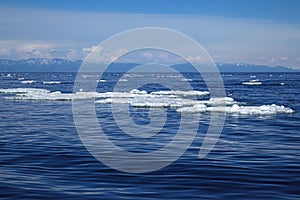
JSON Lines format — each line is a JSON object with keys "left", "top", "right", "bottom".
{"left": 43, "top": 81, "right": 61, "bottom": 84}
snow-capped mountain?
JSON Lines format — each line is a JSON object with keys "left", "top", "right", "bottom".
{"left": 0, "top": 58, "right": 82, "bottom": 72}
{"left": 0, "top": 58, "right": 298, "bottom": 72}
{"left": 215, "top": 62, "right": 297, "bottom": 72}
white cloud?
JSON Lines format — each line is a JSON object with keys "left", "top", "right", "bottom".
{"left": 82, "top": 46, "right": 103, "bottom": 54}
{"left": 187, "top": 55, "right": 204, "bottom": 63}
{"left": 0, "top": 40, "right": 58, "bottom": 59}
{"left": 66, "top": 49, "right": 80, "bottom": 60}
{"left": 82, "top": 46, "right": 128, "bottom": 63}
{"left": 0, "top": 41, "right": 83, "bottom": 60}
{"left": 141, "top": 52, "right": 153, "bottom": 60}
{"left": 0, "top": 6, "right": 300, "bottom": 68}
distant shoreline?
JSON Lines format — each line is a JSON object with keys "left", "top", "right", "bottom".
{"left": 0, "top": 58, "right": 298, "bottom": 73}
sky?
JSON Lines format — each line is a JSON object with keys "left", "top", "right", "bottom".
{"left": 0, "top": 0, "right": 300, "bottom": 68}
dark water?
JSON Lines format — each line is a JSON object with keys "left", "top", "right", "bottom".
{"left": 0, "top": 72, "right": 300, "bottom": 199}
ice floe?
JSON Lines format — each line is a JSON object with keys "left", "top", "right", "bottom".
{"left": 0, "top": 87, "right": 295, "bottom": 115}
{"left": 21, "top": 80, "right": 36, "bottom": 84}
{"left": 242, "top": 79, "right": 262, "bottom": 85}
{"left": 150, "top": 90, "right": 209, "bottom": 96}
{"left": 177, "top": 103, "right": 294, "bottom": 115}
{"left": 43, "top": 81, "right": 61, "bottom": 84}
{"left": 96, "top": 79, "right": 107, "bottom": 82}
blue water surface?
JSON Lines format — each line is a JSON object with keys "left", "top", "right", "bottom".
{"left": 0, "top": 72, "right": 299, "bottom": 199}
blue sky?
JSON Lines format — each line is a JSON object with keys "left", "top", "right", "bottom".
{"left": 0, "top": 0, "right": 300, "bottom": 68}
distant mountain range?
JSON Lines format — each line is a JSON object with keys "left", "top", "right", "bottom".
{"left": 215, "top": 62, "right": 298, "bottom": 73}
{"left": 0, "top": 58, "right": 82, "bottom": 72}
{"left": 0, "top": 58, "right": 298, "bottom": 73}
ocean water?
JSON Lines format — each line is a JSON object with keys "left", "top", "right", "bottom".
{"left": 0, "top": 72, "right": 300, "bottom": 199}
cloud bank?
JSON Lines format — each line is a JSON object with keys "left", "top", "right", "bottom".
{"left": 0, "top": 6, "right": 300, "bottom": 68}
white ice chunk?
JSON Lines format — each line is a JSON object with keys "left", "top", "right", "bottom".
{"left": 0, "top": 87, "right": 295, "bottom": 116}
{"left": 177, "top": 103, "right": 294, "bottom": 115}
{"left": 21, "top": 80, "right": 36, "bottom": 84}
{"left": 96, "top": 79, "right": 107, "bottom": 82}
{"left": 242, "top": 79, "right": 262, "bottom": 85}
{"left": 43, "top": 81, "right": 61, "bottom": 84}
{"left": 150, "top": 90, "right": 209, "bottom": 96}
